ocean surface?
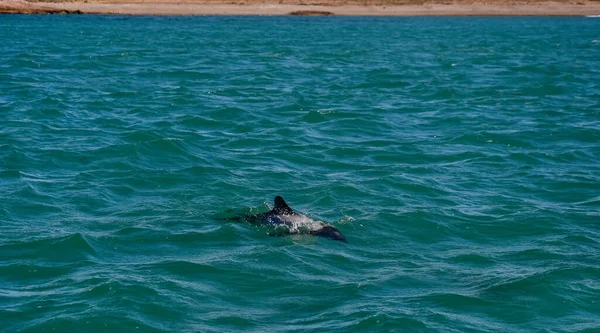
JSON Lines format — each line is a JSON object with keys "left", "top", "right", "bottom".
{"left": 1, "top": 15, "right": 599, "bottom": 332}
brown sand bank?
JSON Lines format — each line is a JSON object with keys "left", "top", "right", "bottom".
{"left": 1, "top": 0, "right": 600, "bottom": 15}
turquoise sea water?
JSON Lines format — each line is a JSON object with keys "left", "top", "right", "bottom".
{"left": 1, "top": 15, "right": 599, "bottom": 332}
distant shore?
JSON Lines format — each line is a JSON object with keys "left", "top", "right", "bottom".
{"left": 1, "top": 0, "right": 600, "bottom": 16}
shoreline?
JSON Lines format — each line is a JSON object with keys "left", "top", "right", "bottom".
{"left": 1, "top": 0, "right": 600, "bottom": 15}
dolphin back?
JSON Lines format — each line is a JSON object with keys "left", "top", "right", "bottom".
{"left": 218, "top": 196, "right": 348, "bottom": 243}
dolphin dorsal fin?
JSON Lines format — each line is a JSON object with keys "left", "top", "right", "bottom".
{"left": 273, "top": 196, "right": 293, "bottom": 214}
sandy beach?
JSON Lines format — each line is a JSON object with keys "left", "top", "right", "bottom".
{"left": 1, "top": 0, "right": 599, "bottom": 15}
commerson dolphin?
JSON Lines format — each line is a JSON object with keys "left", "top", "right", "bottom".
{"left": 223, "top": 196, "right": 347, "bottom": 243}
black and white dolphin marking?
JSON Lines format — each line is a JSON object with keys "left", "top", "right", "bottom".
{"left": 226, "top": 196, "right": 347, "bottom": 243}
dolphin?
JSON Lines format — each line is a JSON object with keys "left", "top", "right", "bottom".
{"left": 223, "top": 196, "right": 347, "bottom": 243}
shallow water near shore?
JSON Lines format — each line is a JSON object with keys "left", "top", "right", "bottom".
{"left": 1, "top": 16, "right": 599, "bottom": 332}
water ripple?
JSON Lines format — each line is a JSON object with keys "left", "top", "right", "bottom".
{"left": 1, "top": 16, "right": 599, "bottom": 332}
